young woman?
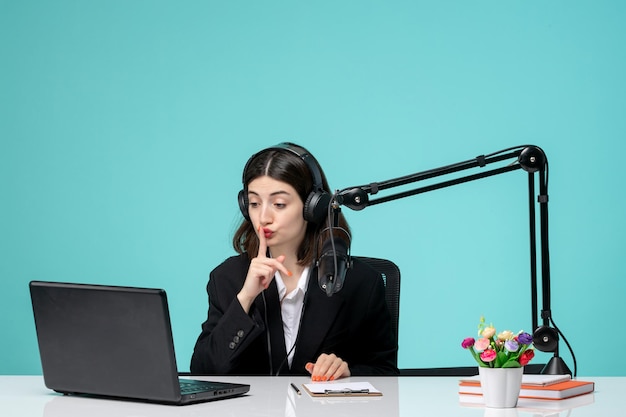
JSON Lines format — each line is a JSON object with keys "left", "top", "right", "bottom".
{"left": 190, "top": 143, "right": 398, "bottom": 380}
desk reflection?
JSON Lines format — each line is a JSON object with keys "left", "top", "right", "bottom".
{"left": 43, "top": 393, "right": 252, "bottom": 417}
{"left": 482, "top": 408, "right": 519, "bottom": 417}
{"left": 459, "top": 393, "right": 596, "bottom": 417}
{"left": 1, "top": 376, "right": 612, "bottom": 417}
{"left": 42, "top": 377, "right": 399, "bottom": 417}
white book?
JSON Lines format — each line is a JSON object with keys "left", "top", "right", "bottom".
{"left": 460, "top": 373, "right": 571, "bottom": 386}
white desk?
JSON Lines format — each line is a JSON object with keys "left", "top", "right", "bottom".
{"left": 0, "top": 375, "right": 622, "bottom": 417}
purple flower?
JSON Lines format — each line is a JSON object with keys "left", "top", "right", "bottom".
{"left": 517, "top": 332, "right": 533, "bottom": 345}
{"left": 461, "top": 337, "right": 475, "bottom": 349}
{"left": 504, "top": 339, "right": 519, "bottom": 352}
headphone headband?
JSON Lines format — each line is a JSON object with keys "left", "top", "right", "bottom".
{"left": 238, "top": 142, "right": 330, "bottom": 224}
{"left": 241, "top": 142, "right": 324, "bottom": 191}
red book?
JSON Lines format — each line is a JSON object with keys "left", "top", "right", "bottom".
{"left": 458, "top": 379, "right": 595, "bottom": 400}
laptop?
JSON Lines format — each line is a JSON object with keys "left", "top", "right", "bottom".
{"left": 29, "top": 281, "right": 250, "bottom": 405}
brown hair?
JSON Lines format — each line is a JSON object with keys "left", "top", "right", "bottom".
{"left": 233, "top": 145, "right": 350, "bottom": 266}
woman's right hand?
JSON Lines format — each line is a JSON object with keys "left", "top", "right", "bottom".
{"left": 237, "top": 226, "right": 291, "bottom": 313}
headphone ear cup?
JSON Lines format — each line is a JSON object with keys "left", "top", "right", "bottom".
{"left": 303, "top": 190, "right": 331, "bottom": 224}
{"left": 532, "top": 325, "right": 559, "bottom": 352}
{"left": 238, "top": 189, "right": 250, "bottom": 222}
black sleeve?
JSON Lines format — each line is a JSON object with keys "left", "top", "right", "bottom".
{"left": 190, "top": 256, "right": 266, "bottom": 375}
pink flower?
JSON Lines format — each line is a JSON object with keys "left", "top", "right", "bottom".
{"left": 519, "top": 349, "right": 535, "bottom": 366}
{"left": 474, "top": 337, "right": 491, "bottom": 352}
{"left": 480, "top": 349, "right": 497, "bottom": 362}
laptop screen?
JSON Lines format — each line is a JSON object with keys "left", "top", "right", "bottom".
{"left": 30, "top": 281, "right": 188, "bottom": 402}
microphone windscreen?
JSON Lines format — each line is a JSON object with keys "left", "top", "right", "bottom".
{"left": 321, "top": 235, "right": 348, "bottom": 255}
{"left": 317, "top": 235, "right": 350, "bottom": 296}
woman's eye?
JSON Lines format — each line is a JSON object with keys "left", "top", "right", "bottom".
{"left": 274, "top": 203, "right": 286, "bottom": 209}
{"left": 249, "top": 202, "right": 259, "bottom": 208}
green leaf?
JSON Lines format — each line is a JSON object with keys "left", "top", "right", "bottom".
{"left": 494, "top": 351, "right": 508, "bottom": 367}
{"left": 502, "top": 361, "right": 521, "bottom": 368}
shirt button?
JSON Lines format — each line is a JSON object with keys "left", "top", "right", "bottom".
{"left": 237, "top": 330, "right": 244, "bottom": 337}
{"left": 229, "top": 342, "right": 236, "bottom": 350}
{"left": 233, "top": 336, "right": 240, "bottom": 343}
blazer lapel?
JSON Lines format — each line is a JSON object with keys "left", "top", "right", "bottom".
{"left": 254, "top": 281, "right": 288, "bottom": 375}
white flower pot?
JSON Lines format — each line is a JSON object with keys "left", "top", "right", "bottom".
{"left": 478, "top": 366, "right": 524, "bottom": 408}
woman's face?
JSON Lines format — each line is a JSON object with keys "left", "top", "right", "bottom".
{"left": 246, "top": 175, "right": 307, "bottom": 255}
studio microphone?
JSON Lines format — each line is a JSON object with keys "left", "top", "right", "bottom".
{"left": 316, "top": 227, "right": 351, "bottom": 297}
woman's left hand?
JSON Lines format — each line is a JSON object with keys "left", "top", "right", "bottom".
{"left": 305, "top": 353, "right": 350, "bottom": 381}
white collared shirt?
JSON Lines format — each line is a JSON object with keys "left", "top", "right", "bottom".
{"left": 274, "top": 266, "right": 310, "bottom": 368}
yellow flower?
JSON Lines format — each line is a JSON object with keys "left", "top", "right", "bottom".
{"left": 481, "top": 326, "right": 496, "bottom": 339}
{"left": 497, "top": 330, "right": 514, "bottom": 341}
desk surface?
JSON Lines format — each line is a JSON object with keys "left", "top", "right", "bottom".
{"left": 0, "top": 375, "right": 622, "bottom": 417}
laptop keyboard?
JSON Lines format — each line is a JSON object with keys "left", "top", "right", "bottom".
{"left": 179, "top": 379, "right": 227, "bottom": 394}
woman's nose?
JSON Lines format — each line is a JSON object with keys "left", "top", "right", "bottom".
{"left": 259, "top": 205, "right": 272, "bottom": 224}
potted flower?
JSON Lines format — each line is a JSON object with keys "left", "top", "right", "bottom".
{"left": 462, "top": 316, "right": 535, "bottom": 368}
{"left": 460, "top": 317, "right": 535, "bottom": 408}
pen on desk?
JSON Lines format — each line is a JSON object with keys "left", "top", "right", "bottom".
{"left": 290, "top": 382, "right": 301, "bottom": 395}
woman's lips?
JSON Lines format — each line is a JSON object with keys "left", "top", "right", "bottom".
{"left": 262, "top": 228, "right": 273, "bottom": 238}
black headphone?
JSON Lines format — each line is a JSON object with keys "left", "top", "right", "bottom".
{"left": 237, "top": 142, "right": 331, "bottom": 224}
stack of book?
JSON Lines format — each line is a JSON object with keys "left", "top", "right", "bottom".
{"left": 458, "top": 374, "right": 595, "bottom": 406}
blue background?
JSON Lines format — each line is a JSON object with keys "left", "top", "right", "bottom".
{"left": 2, "top": 1, "right": 624, "bottom": 376}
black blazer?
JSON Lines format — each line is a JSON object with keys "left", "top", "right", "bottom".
{"left": 190, "top": 254, "right": 398, "bottom": 376}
